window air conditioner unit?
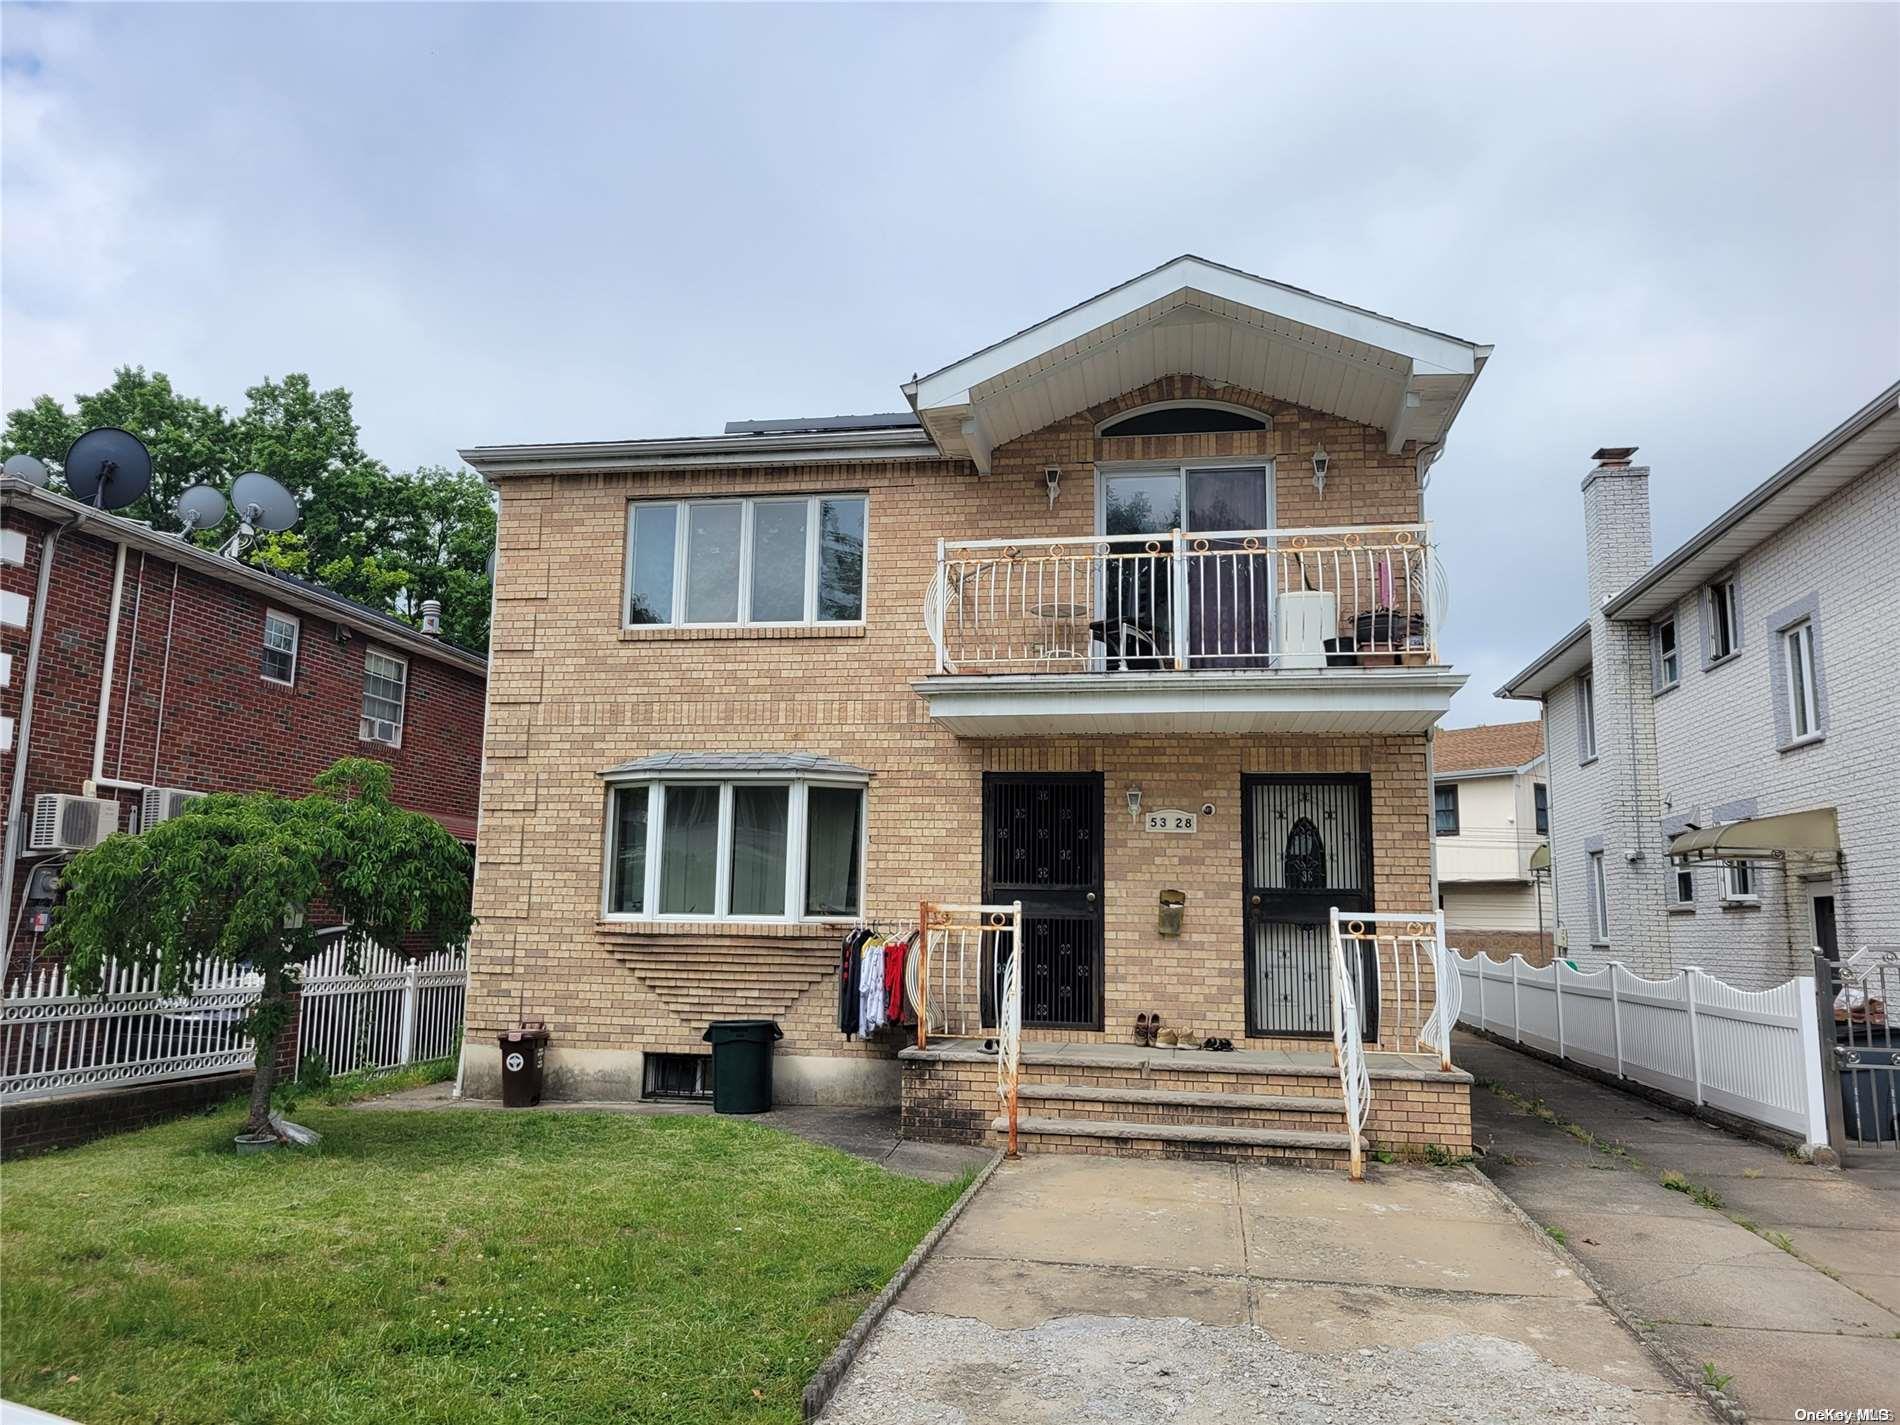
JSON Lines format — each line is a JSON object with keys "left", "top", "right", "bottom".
{"left": 140, "top": 785, "right": 206, "bottom": 829}
{"left": 361, "top": 718, "right": 399, "bottom": 745}
{"left": 28, "top": 794, "right": 121, "bottom": 853}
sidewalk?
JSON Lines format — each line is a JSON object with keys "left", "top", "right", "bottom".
{"left": 1458, "top": 1030, "right": 1900, "bottom": 1422}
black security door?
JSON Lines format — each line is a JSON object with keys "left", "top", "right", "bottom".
{"left": 1243, "top": 775, "right": 1376, "bottom": 1039}
{"left": 982, "top": 773, "right": 1104, "bottom": 1030}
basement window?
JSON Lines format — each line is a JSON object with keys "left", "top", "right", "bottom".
{"left": 643, "top": 1053, "right": 712, "bottom": 1101}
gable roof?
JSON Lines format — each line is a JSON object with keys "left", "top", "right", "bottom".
{"left": 903, "top": 254, "right": 1491, "bottom": 473}
{"left": 1435, "top": 721, "right": 1545, "bottom": 776}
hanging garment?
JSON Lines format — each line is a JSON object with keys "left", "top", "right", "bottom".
{"left": 859, "top": 935, "right": 887, "bottom": 1033}
{"left": 884, "top": 931, "right": 911, "bottom": 1024}
{"left": 837, "top": 928, "right": 866, "bottom": 1036}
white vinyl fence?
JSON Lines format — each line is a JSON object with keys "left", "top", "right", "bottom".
{"left": 1453, "top": 949, "right": 1829, "bottom": 1148}
{"left": 0, "top": 934, "right": 467, "bottom": 1104}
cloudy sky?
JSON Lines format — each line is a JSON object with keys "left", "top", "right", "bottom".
{"left": 4, "top": 3, "right": 1896, "bottom": 725}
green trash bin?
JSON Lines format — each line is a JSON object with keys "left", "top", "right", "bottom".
{"left": 702, "top": 1019, "right": 783, "bottom": 1114}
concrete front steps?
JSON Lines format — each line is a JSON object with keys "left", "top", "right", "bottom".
{"left": 993, "top": 1077, "right": 1359, "bottom": 1164}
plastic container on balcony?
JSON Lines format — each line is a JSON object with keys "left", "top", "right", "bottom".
{"left": 1277, "top": 591, "right": 1337, "bottom": 670}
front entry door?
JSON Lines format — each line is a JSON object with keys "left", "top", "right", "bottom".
{"left": 1244, "top": 775, "right": 1376, "bottom": 1039}
{"left": 982, "top": 773, "right": 1104, "bottom": 1030}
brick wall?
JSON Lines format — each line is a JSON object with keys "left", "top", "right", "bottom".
{"left": 1, "top": 504, "right": 487, "bottom": 970}
{"left": 471, "top": 377, "right": 1446, "bottom": 1097}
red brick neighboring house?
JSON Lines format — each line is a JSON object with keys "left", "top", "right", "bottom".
{"left": 1, "top": 476, "right": 488, "bottom": 975}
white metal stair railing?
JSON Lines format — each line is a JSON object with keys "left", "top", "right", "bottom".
{"left": 1327, "top": 908, "right": 1459, "bottom": 1180}
{"left": 916, "top": 900, "right": 1025, "bottom": 1155}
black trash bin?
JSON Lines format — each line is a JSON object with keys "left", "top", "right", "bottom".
{"left": 702, "top": 1019, "right": 783, "bottom": 1114}
{"left": 499, "top": 1021, "right": 550, "bottom": 1107}
{"left": 1839, "top": 1046, "right": 1897, "bottom": 1144}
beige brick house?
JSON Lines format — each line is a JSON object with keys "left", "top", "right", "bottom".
{"left": 459, "top": 257, "right": 1488, "bottom": 1163}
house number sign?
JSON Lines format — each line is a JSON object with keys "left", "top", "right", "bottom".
{"left": 1144, "top": 810, "right": 1198, "bottom": 834}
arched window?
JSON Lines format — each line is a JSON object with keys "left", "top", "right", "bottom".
{"left": 1284, "top": 816, "right": 1327, "bottom": 891}
{"left": 1098, "top": 402, "right": 1268, "bottom": 438}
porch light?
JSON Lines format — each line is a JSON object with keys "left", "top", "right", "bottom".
{"left": 1045, "top": 466, "right": 1061, "bottom": 510}
{"left": 1312, "top": 446, "right": 1329, "bottom": 496}
{"left": 1127, "top": 787, "right": 1142, "bottom": 821}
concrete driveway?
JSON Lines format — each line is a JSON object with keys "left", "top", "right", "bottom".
{"left": 819, "top": 1155, "right": 1711, "bottom": 1424}
{"left": 1460, "top": 1031, "right": 1900, "bottom": 1423}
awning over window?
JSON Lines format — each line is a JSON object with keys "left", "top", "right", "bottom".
{"left": 1667, "top": 808, "right": 1839, "bottom": 867}
{"left": 1528, "top": 843, "right": 1550, "bottom": 873}
{"left": 598, "top": 752, "right": 873, "bottom": 781}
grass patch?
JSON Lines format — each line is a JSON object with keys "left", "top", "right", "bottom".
{"left": 1659, "top": 1169, "right": 1723, "bottom": 1210}
{"left": 1, "top": 1102, "right": 964, "bottom": 1424}
{"left": 1701, "top": 1362, "right": 1733, "bottom": 1392}
{"left": 1544, "top": 1225, "right": 1567, "bottom": 1246}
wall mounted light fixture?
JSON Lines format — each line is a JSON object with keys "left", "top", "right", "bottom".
{"left": 1127, "top": 786, "right": 1142, "bottom": 821}
{"left": 1045, "top": 466, "right": 1061, "bottom": 510}
{"left": 1312, "top": 446, "right": 1330, "bottom": 497}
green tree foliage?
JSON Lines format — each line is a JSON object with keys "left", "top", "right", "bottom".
{"left": 1, "top": 368, "right": 496, "bottom": 647}
{"left": 46, "top": 759, "right": 474, "bottom": 1138}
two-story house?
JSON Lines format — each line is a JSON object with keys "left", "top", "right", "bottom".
{"left": 1500, "top": 384, "right": 1900, "bottom": 990}
{"left": 1, "top": 475, "right": 488, "bottom": 975}
{"left": 1432, "top": 722, "right": 1551, "bottom": 963}
{"left": 459, "top": 256, "right": 1489, "bottom": 1163}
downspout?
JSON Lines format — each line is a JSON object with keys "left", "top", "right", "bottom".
{"left": 82, "top": 540, "right": 129, "bottom": 797}
{"left": 1541, "top": 698, "right": 1561, "bottom": 939}
{"left": 2, "top": 512, "right": 77, "bottom": 966}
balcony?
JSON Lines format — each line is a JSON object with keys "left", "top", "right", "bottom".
{"left": 915, "top": 524, "right": 1465, "bottom": 737}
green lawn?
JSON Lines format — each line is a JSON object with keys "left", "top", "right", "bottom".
{"left": 1, "top": 1086, "right": 965, "bottom": 1425}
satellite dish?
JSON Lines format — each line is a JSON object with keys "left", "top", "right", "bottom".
{"left": 64, "top": 428, "right": 153, "bottom": 509}
{"left": 3, "top": 453, "right": 49, "bottom": 487}
{"left": 229, "top": 471, "right": 300, "bottom": 532}
{"left": 174, "top": 484, "right": 229, "bottom": 535}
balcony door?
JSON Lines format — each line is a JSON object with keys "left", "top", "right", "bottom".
{"left": 1098, "top": 465, "right": 1274, "bottom": 668}
{"left": 1243, "top": 774, "right": 1377, "bottom": 1040}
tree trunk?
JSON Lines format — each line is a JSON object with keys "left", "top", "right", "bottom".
{"left": 244, "top": 965, "right": 287, "bottom": 1136}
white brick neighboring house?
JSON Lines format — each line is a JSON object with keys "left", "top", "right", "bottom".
{"left": 1501, "top": 383, "right": 1900, "bottom": 990}
{"left": 1432, "top": 722, "right": 1553, "bottom": 962}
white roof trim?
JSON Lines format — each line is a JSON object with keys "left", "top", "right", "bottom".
{"left": 460, "top": 427, "right": 941, "bottom": 479}
{"left": 1497, "top": 621, "right": 1592, "bottom": 701}
{"left": 908, "top": 255, "right": 1485, "bottom": 411}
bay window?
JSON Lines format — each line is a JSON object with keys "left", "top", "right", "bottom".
{"left": 625, "top": 494, "right": 867, "bottom": 628}
{"left": 604, "top": 775, "right": 867, "bottom": 922}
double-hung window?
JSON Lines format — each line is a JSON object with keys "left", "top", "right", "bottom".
{"left": 1707, "top": 577, "right": 1740, "bottom": 662}
{"left": 1433, "top": 785, "right": 1459, "bottom": 836}
{"left": 625, "top": 494, "right": 867, "bottom": 628}
{"left": 1588, "top": 850, "right": 1610, "bottom": 943}
{"left": 1654, "top": 617, "right": 1679, "bottom": 690}
{"left": 261, "top": 609, "right": 299, "bottom": 685}
{"left": 1723, "top": 860, "right": 1757, "bottom": 903}
{"left": 604, "top": 775, "right": 867, "bottom": 922}
{"left": 1578, "top": 672, "right": 1598, "bottom": 762}
{"left": 1534, "top": 783, "right": 1549, "bottom": 836}
{"left": 1783, "top": 618, "right": 1819, "bottom": 741}
{"left": 360, "top": 649, "right": 407, "bottom": 746}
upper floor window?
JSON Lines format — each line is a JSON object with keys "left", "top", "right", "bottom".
{"left": 360, "top": 649, "right": 407, "bottom": 746}
{"left": 1534, "top": 783, "right": 1549, "bottom": 836}
{"left": 1433, "top": 785, "right": 1459, "bottom": 836}
{"left": 261, "top": 609, "right": 299, "bottom": 685}
{"left": 1578, "top": 672, "right": 1598, "bottom": 762}
{"left": 1654, "top": 616, "right": 1679, "bottom": 690}
{"left": 1782, "top": 618, "right": 1819, "bottom": 742}
{"left": 1707, "top": 577, "right": 1740, "bottom": 663}
{"left": 604, "top": 775, "right": 866, "bottom": 922}
{"left": 1098, "top": 403, "right": 1268, "bottom": 438}
{"left": 625, "top": 494, "right": 866, "bottom": 628}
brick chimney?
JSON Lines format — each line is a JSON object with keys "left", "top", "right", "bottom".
{"left": 1580, "top": 447, "right": 1651, "bottom": 608}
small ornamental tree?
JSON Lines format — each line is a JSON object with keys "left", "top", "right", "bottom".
{"left": 47, "top": 758, "right": 474, "bottom": 1138}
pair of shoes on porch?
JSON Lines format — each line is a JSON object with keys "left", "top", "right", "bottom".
{"left": 1156, "top": 1024, "right": 1197, "bottom": 1048}
{"left": 1134, "top": 1012, "right": 1162, "bottom": 1047}
{"left": 1200, "top": 1037, "right": 1235, "bottom": 1053}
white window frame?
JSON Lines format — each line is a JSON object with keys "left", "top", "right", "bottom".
{"left": 1579, "top": 672, "right": 1598, "bottom": 762}
{"left": 359, "top": 648, "right": 408, "bottom": 747}
{"left": 1654, "top": 616, "right": 1679, "bottom": 690}
{"left": 1707, "top": 577, "right": 1740, "bottom": 662}
{"left": 1668, "top": 864, "right": 1696, "bottom": 911}
{"left": 1782, "top": 618, "right": 1819, "bottom": 743}
{"left": 261, "top": 608, "right": 300, "bottom": 686}
{"left": 1722, "top": 859, "right": 1758, "bottom": 904}
{"left": 623, "top": 493, "right": 868, "bottom": 630}
{"left": 600, "top": 774, "right": 869, "bottom": 925}
{"left": 1588, "top": 850, "right": 1610, "bottom": 944}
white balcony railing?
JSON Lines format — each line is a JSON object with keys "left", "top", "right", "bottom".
{"left": 925, "top": 524, "right": 1443, "bottom": 675}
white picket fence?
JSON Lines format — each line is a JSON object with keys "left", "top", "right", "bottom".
{"left": 1453, "top": 949, "right": 1829, "bottom": 1147}
{"left": 0, "top": 932, "right": 467, "bottom": 1103}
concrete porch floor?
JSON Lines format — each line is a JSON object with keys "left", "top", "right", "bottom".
{"left": 907, "top": 1036, "right": 1452, "bottom": 1076}
{"left": 819, "top": 1156, "right": 1711, "bottom": 1423}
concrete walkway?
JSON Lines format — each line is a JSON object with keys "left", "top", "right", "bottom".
{"left": 1459, "top": 1030, "right": 1900, "bottom": 1422}
{"left": 350, "top": 1082, "right": 990, "bottom": 1183}
{"left": 820, "top": 1155, "right": 1710, "bottom": 1423}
